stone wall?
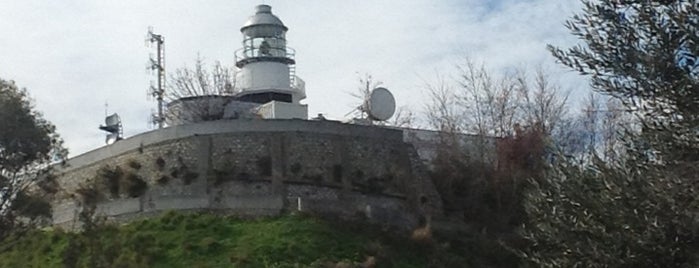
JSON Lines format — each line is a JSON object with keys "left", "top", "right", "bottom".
{"left": 50, "top": 119, "right": 442, "bottom": 230}
{"left": 402, "top": 128, "right": 498, "bottom": 166}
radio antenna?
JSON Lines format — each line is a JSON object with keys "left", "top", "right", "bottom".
{"left": 146, "top": 26, "right": 165, "bottom": 128}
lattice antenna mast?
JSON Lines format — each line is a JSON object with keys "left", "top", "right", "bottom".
{"left": 146, "top": 26, "right": 165, "bottom": 128}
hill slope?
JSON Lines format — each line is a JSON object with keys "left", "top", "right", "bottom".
{"left": 0, "top": 212, "right": 464, "bottom": 267}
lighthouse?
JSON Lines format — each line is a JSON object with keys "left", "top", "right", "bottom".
{"left": 234, "top": 4, "right": 308, "bottom": 119}
{"left": 165, "top": 4, "right": 308, "bottom": 125}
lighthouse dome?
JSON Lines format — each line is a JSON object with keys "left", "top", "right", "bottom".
{"left": 241, "top": 5, "right": 288, "bottom": 33}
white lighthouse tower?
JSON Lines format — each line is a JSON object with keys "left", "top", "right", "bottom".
{"left": 234, "top": 5, "right": 308, "bottom": 119}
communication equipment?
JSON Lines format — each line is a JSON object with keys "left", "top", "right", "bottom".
{"left": 105, "top": 133, "right": 120, "bottom": 145}
{"left": 364, "top": 87, "right": 396, "bottom": 121}
{"left": 149, "top": 108, "right": 165, "bottom": 129}
{"left": 146, "top": 26, "right": 165, "bottom": 128}
{"left": 345, "top": 87, "right": 397, "bottom": 124}
{"left": 99, "top": 113, "right": 123, "bottom": 145}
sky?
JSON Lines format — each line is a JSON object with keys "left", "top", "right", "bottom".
{"left": 0, "top": 0, "right": 587, "bottom": 157}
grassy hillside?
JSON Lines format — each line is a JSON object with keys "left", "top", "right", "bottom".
{"left": 0, "top": 212, "right": 467, "bottom": 267}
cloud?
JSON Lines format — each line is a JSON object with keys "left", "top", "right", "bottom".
{"left": 0, "top": 0, "right": 586, "bottom": 156}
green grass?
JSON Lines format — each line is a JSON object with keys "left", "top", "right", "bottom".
{"left": 0, "top": 212, "right": 453, "bottom": 268}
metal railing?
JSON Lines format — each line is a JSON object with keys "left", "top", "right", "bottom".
{"left": 234, "top": 46, "right": 295, "bottom": 64}
{"left": 235, "top": 46, "right": 301, "bottom": 91}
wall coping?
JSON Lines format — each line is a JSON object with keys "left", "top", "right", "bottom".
{"left": 60, "top": 119, "right": 403, "bottom": 173}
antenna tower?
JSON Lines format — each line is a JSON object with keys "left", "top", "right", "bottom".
{"left": 147, "top": 26, "right": 165, "bottom": 128}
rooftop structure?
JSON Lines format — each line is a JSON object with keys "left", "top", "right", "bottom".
{"left": 165, "top": 5, "right": 308, "bottom": 126}
{"left": 233, "top": 5, "right": 307, "bottom": 119}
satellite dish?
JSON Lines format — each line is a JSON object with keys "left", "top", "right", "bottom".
{"left": 106, "top": 133, "right": 120, "bottom": 145}
{"left": 99, "top": 113, "right": 123, "bottom": 144}
{"left": 365, "top": 87, "right": 396, "bottom": 121}
{"left": 105, "top": 114, "right": 120, "bottom": 128}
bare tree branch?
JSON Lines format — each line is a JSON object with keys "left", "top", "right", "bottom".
{"left": 166, "top": 56, "right": 237, "bottom": 123}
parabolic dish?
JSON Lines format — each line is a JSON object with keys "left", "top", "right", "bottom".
{"left": 106, "top": 133, "right": 120, "bottom": 145}
{"left": 366, "top": 87, "right": 396, "bottom": 121}
{"left": 105, "top": 113, "right": 121, "bottom": 127}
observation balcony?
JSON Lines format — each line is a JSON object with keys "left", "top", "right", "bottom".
{"left": 235, "top": 47, "right": 295, "bottom": 68}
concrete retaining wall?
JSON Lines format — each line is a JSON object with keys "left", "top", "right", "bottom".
{"left": 49, "top": 119, "right": 442, "bottom": 230}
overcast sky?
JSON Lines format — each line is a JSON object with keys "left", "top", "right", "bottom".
{"left": 0, "top": 0, "right": 587, "bottom": 157}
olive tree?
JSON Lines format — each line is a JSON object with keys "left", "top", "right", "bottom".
{"left": 519, "top": 1, "right": 699, "bottom": 267}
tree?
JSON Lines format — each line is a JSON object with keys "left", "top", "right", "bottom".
{"left": 457, "top": 59, "right": 519, "bottom": 137}
{"left": 348, "top": 73, "right": 382, "bottom": 120}
{"left": 450, "top": 60, "right": 569, "bottom": 139}
{"left": 423, "top": 72, "right": 461, "bottom": 133}
{"left": 167, "top": 57, "right": 236, "bottom": 100}
{"left": 519, "top": 1, "right": 699, "bottom": 267}
{"left": 0, "top": 78, "right": 65, "bottom": 240}
{"left": 347, "top": 73, "right": 416, "bottom": 127}
{"left": 389, "top": 105, "right": 416, "bottom": 128}
{"left": 166, "top": 56, "right": 237, "bottom": 123}
{"left": 548, "top": 0, "right": 698, "bottom": 160}
{"left": 422, "top": 59, "right": 569, "bottom": 233}
{"left": 516, "top": 68, "right": 569, "bottom": 136}
{"left": 550, "top": 92, "right": 633, "bottom": 164}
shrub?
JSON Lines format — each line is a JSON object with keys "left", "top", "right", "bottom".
{"left": 123, "top": 173, "right": 148, "bottom": 198}
{"left": 75, "top": 185, "right": 102, "bottom": 205}
{"left": 155, "top": 157, "right": 166, "bottom": 170}
{"left": 156, "top": 175, "right": 170, "bottom": 185}
{"left": 10, "top": 190, "right": 51, "bottom": 219}
{"left": 98, "top": 166, "right": 124, "bottom": 198}
{"left": 127, "top": 159, "right": 142, "bottom": 170}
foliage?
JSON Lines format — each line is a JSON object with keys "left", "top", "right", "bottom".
{"left": 0, "top": 78, "right": 65, "bottom": 240}
{"left": 420, "top": 59, "right": 570, "bottom": 268}
{"left": 425, "top": 59, "right": 569, "bottom": 137}
{"left": 552, "top": 93, "right": 632, "bottom": 164}
{"left": 123, "top": 173, "right": 148, "bottom": 198}
{"left": 347, "top": 73, "right": 415, "bottom": 127}
{"left": 548, "top": 0, "right": 698, "bottom": 160}
{"left": 0, "top": 212, "right": 462, "bottom": 267}
{"left": 520, "top": 153, "right": 699, "bottom": 267}
{"left": 97, "top": 165, "right": 124, "bottom": 198}
{"left": 519, "top": 1, "right": 699, "bottom": 267}
{"left": 349, "top": 73, "right": 383, "bottom": 120}
{"left": 166, "top": 56, "right": 237, "bottom": 123}
{"left": 390, "top": 106, "right": 416, "bottom": 128}
{"left": 167, "top": 56, "right": 236, "bottom": 101}
{"left": 94, "top": 165, "right": 148, "bottom": 199}
{"left": 423, "top": 72, "right": 462, "bottom": 133}
{"left": 424, "top": 59, "right": 564, "bottom": 229}
{"left": 430, "top": 127, "right": 545, "bottom": 233}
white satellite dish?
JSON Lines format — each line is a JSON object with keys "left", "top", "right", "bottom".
{"left": 365, "top": 87, "right": 396, "bottom": 121}
{"left": 106, "top": 133, "right": 120, "bottom": 145}
{"left": 99, "top": 113, "right": 123, "bottom": 144}
{"left": 105, "top": 114, "right": 120, "bottom": 128}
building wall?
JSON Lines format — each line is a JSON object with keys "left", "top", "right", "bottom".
{"left": 236, "top": 62, "right": 291, "bottom": 93}
{"left": 402, "top": 127, "right": 498, "bottom": 166}
{"left": 50, "top": 119, "right": 442, "bottom": 230}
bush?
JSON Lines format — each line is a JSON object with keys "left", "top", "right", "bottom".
{"left": 98, "top": 165, "right": 124, "bottom": 198}
{"left": 124, "top": 173, "right": 148, "bottom": 198}
{"left": 518, "top": 154, "right": 699, "bottom": 267}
